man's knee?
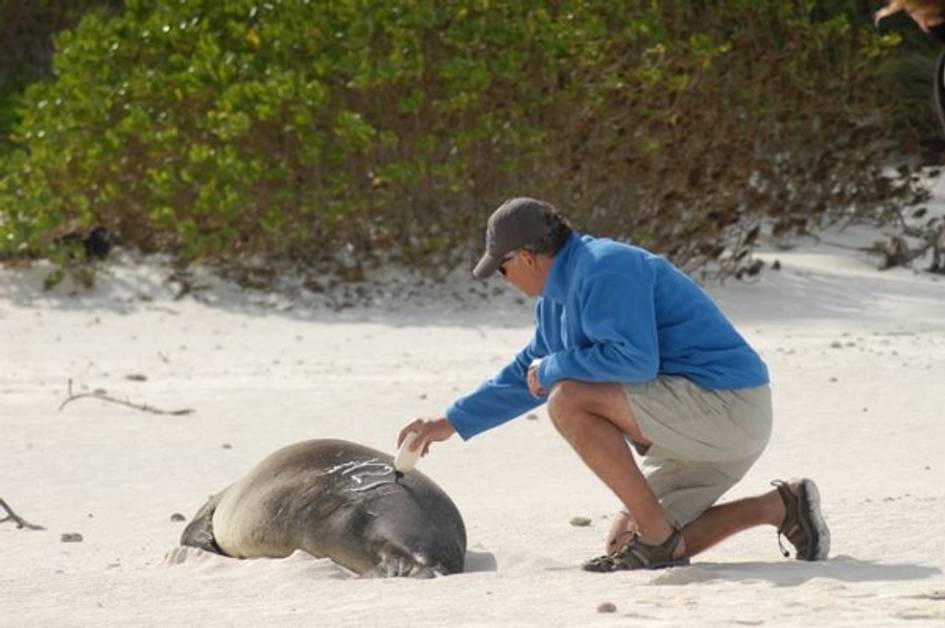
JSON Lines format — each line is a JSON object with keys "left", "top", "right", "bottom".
{"left": 606, "top": 510, "right": 638, "bottom": 552}
{"left": 548, "top": 379, "right": 641, "bottom": 440}
{"left": 546, "top": 379, "right": 585, "bottom": 431}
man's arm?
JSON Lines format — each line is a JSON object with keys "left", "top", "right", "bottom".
{"left": 445, "top": 336, "right": 548, "bottom": 440}
{"left": 399, "top": 299, "right": 558, "bottom": 447}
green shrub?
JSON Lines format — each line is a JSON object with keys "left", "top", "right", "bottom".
{"left": 0, "top": 1, "right": 123, "bottom": 155}
{"left": 0, "top": 0, "right": 930, "bottom": 278}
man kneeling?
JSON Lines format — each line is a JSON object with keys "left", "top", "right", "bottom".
{"left": 398, "top": 198, "right": 829, "bottom": 570}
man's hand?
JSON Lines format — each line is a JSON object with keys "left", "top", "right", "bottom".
{"left": 527, "top": 362, "right": 545, "bottom": 398}
{"left": 398, "top": 417, "right": 456, "bottom": 457}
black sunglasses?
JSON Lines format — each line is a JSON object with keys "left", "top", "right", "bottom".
{"left": 497, "top": 252, "right": 518, "bottom": 277}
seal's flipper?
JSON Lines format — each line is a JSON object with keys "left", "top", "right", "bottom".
{"left": 180, "top": 493, "right": 227, "bottom": 555}
{"left": 362, "top": 545, "right": 437, "bottom": 578}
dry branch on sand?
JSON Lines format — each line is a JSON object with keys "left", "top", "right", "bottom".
{"left": 58, "top": 379, "right": 194, "bottom": 415}
{"left": 0, "top": 498, "right": 45, "bottom": 530}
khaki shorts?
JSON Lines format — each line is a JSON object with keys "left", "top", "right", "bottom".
{"left": 623, "top": 375, "right": 772, "bottom": 527}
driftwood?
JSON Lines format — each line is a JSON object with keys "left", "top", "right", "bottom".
{"left": 59, "top": 379, "right": 194, "bottom": 415}
{"left": 0, "top": 498, "right": 45, "bottom": 530}
{"left": 823, "top": 228, "right": 945, "bottom": 273}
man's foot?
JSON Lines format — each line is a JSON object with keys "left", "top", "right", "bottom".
{"left": 772, "top": 478, "right": 830, "bottom": 561}
{"left": 583, "top": 527, "right": 689, "bottom": 572}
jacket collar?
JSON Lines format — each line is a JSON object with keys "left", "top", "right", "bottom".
{"left": 542, "top": 232, "right": 581, "bottom": 304}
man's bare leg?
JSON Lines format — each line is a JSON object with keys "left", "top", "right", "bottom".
{"left": 606, "top": 487, "right": 791, "bottom": 557}
{"left": 681, "top": 490, "right": 785, "bottom": 556}
{"left": 546, "top": 380, "right": 684, "bottom": 556}
{"left": 548, "top": 379, "right": 811, "bottom": 561}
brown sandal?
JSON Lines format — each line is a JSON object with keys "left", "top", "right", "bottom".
{"left": 582, "top": 527, "right": 689, "bottom": 572}
{"left": 772, "top": 478, "right": 830, "bottom": 561}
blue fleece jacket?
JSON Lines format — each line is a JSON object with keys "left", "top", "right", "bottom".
{"left": 445, "top": 233, "right": 769, "bottom": 440}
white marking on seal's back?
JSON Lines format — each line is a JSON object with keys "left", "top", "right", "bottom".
{"left": 326, "top": 458, "right": 394, "bottom": 491}
{"left": 348, "top": 480, "right": 393, "bottom": 493}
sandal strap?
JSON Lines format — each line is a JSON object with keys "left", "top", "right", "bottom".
{"left": 583, "top": 527, "right": 688, "bottom": 572}
{"left": 771, "top": 480, "right": 797, "bottom": 533}
{"left": 771, "top": 479, "right": 815, "bottom": 560}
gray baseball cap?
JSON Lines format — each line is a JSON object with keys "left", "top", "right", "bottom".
{"left": 472, "top": 197, "right": 558, "bottom": 278}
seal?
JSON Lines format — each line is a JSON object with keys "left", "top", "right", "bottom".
{"left": 180, "top": 439, "right": 466, "bottom": 577}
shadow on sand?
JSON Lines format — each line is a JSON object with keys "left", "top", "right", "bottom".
{"left": 649, "top": 555, "right": 942, "bottom": 587}
{"left": 463, "top": 549, "right": 498, "bottom": 573}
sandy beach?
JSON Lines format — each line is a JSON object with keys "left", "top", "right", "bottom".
{"left": 2, "top": 206, "right": 944, "bottom": 626}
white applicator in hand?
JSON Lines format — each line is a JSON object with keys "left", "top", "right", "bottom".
{"left": 394, "top": 431, "right": 422, "bottom": 480}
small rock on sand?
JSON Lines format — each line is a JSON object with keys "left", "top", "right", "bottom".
{"left": 570, "top": 516, "right": 592, "bottom": 527}
{"left": 597, "top": 602, "right": 617, "bottom": 613}
{"left": 170, "top": 513, "right": 186, "bottom": 522}
{"left": 61, "top": 532, "right": 83, "bottom": 543}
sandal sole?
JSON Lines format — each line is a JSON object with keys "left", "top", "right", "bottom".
{"left": 582, "top": 556, "right": 690, "bottom": 572}
{"left": 798, "top": 478, "right": 830, "bottom": 561}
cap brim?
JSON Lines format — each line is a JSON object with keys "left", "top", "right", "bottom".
{"left": 472, "top": 251, "right": 501, "bottom": 278}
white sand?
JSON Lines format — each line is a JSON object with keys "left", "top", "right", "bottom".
{"left": 2, "top": 207, "right": 944, "bottom": 626}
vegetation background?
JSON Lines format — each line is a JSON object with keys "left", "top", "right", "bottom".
{"left": 0, "top": 0, "right": 941, "bottom": 285}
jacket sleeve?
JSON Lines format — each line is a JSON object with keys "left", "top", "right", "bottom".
{"left": 537, "top": 270, "right": 659, "bottom": 388}
{"left": 445, "top": 311, "right": 553, "bottom": 440}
